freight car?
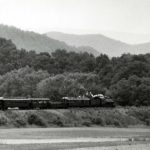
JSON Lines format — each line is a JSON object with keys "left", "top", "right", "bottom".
{"left": 0, "top": 93, "right": 114, "bottom": 110}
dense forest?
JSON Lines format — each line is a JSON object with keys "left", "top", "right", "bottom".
{"left": 0, "top": 37, "right": 150, "bottom": 106}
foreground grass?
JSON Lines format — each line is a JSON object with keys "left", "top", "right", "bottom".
{"left": 0, "top": 107, "right": 150, "bottom": 128}
{"left": 72, "top": 143, "right": 150, "bottom": 150}
{"left": 1, "top": 142, "right": 150, "bottom": 150}
{"left": 0, "top": 127, "right": 150, "bottom": 139}
{"left": 0, "top": 127, "right": 150, "bottom": 150}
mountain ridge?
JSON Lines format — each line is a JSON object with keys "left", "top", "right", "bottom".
{"left": 46, "top": 31, "right": 150, "bottom": 56}
{"left": 0, "top": 25, "right": 99, "bottom": 56}
{"left": 0, "top": 24, "right": 149, "bottom": 57}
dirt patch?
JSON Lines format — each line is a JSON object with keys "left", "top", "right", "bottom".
{"left": 0, "top": 137, "right": 128, "bottom": 145}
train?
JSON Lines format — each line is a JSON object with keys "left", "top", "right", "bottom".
{"left": 0, "top": 93, "right": 114, "bottom": 110}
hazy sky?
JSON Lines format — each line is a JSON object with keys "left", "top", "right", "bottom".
{"left": 0, "top": 0, "right": 150, "bottom": 44}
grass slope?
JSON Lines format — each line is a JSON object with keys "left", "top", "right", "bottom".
{"left": 0, "top": 107, "right": 150, "bottom": 128}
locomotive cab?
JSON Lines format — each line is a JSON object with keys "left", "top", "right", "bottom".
{"left": 90, "top": 94, "right": 104, "bottom": 107}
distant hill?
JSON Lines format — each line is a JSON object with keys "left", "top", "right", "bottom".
{"left": 0, "top": 25, "right": 99, "bottom": 56}
{"left": 46, "top": 32, "right": 150, "bottom": 56}
{"left": 134, "top": 42, "right": 150, "bottom": 53}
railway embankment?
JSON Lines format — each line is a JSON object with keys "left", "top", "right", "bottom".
{"left": 0, "top": 107, "right": 150, "bottom": 128}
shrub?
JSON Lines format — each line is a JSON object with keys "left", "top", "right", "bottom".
{"left": 14, "top": 117, "right": 27, "bottom": 127}
{"left": 82, "top": 121, "right": 91, "bottom": 127}
{"left": 92, "top": 117, "right": 105, "bottom": 126}
{"left": 146, "top": 119, "right": 150, "bottom": 126}
{"left": 27, "top": 113, "right": 47, "bottom": 127}
{"left": 53, "top": 117, "right": 66, "bottom": 127}
{"left": 113, "top": 119, "right": 122, "bottom": 127}
{"left": 0, "top": 114, "right": 8, "bottom": 125}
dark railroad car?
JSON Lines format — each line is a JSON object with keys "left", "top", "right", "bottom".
{"left": 1, "top": 98, "right": 30, "bottom": 110}
{"left": 29, "top": 98, "right": 50, "bottom": 109}
{"left": 0, "top": 97, "right": 4, "bottom": 110}
{"left": 50, "top": 101, "right": 67, "bottom": 108}
{"left": 62, "top": 96, "right": 90, "bottom": 107}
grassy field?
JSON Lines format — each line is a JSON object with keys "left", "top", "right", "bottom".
{"left": 0, "top": 127, "right": 150, "bottom": 139}
{"left": 0, "top": 127, "right": 149, "bottom": 150}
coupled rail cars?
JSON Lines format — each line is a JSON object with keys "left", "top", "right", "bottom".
{"left": 0, "top": 94, "right": 114, "bottom": 110}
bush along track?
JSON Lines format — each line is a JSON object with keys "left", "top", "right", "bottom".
{"left": 0, "top": 107, "right": 150, "bottom": 128}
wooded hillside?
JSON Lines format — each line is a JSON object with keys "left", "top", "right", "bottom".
{"left": 0, "top": 37, "right": 150, "bottom": 106}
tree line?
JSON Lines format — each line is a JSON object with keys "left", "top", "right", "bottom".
{"left": 0, "top": 37, "right": 150, "bottom": 106}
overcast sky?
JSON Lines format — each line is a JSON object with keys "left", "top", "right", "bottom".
{"left": 0, "top": 0, "right": 150, "bottom": 44}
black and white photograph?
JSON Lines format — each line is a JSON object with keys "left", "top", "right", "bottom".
{"left": 0, "top": 0, "right": 150, "bottom": 149}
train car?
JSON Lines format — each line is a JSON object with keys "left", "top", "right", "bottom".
{"left": 50, "top": 101, "right": 67, "bottom": 108}
{"left": 0, "top": 98, "right": 30, "bottom": 110}
{"left": 0, "top": 97, "right": 51, "bottom": 110}
{"left": 62, "top": 96, "right": 90, "bottom": 107}
{"left": 0, "top": 97, "right": 4, "bottom": 110}
{"left": 28, "top": 98, "right": 51, "bottom": 109}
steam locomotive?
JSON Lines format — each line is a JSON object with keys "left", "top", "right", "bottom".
{"left": 0, "top": 93, "right": 114, "bottom": 110}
